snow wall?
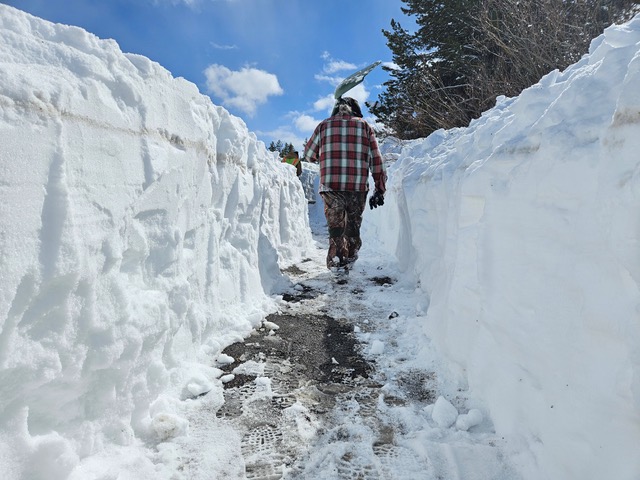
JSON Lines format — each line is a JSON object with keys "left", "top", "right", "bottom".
{"left": 0, "top": 5, "right": 311, "bottom": 478}
{"left": 366, "top": 15, "right": 640, "bottom": 480}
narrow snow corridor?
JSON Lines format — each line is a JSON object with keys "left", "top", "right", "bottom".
{"left": 179, "top": 230, "right": 522, "bottom": 480}
{"left": 3, "top": 6, "right": 640, "bottom": 479}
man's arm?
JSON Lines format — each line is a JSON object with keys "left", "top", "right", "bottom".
{"left": 303, "top": 125, "right": 322, "bottom": 163}
{"left": 368, "top": 129, "right": 386, "bottom": 193}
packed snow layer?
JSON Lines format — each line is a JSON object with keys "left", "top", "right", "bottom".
{"left": 0, "top": 5, "right": 311, "bottom": 478}
{"left": 366, "top": 15, "right": 640, "bottom": 480}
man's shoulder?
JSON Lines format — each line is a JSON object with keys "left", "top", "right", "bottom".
{"left": 312, "top": 117, "right": 332, "bottom": 129}
{"left": 324, "top": 115, "right": 369, "bottom": 126}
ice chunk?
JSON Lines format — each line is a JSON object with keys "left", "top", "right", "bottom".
{"left": 455, "top": 409, "right": 484, "bottom": 431}
{"left": 151, "top": 413, "right": 189, "bottom": 441}
{"left": 370, "top": 340, "right": 385, "bottom": 355}
{"left": 216, "top": 354, "right": 235, "bottom": 365}
{"left": 432, "top": 396, "right": 458, "bottom": 428}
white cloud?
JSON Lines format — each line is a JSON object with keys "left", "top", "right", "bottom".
{"left": 151, "top": 0, "right": 199, "bottom": 6}
{"left": 210, "top": 42, "right": 238, "bottom": 50}
{"left": 313, "top": 94, "right": 336, "bottom": 113}
{"left": 153, "top": 0, "right": 234, "bottom": 6}
{"left": 343, "top": 83, "right": 369, "bottom": 105}
{"left": 204, "top": 64, "right": 283, "bottom": 116}
{"left": 320, "top": 51, "right": 357, "bottom": 74}
{"left": 295, "top": 114, "right": 320, "bottom": 133}
{"left": 314, "top": 74, "right": 341, "bottom": 87}
{"left": 256, "top": 126, "right": 307, "bottom": 153}
{"left": 324, "top": 59, "right": 358, "bottom": 74}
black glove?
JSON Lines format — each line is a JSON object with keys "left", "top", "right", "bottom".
{"left": 369, "top": 190, "right": 385, "bottom": 209}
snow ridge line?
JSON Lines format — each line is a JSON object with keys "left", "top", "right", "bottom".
{"left": 0, "top": 94, "right": 249, "bottom": 165}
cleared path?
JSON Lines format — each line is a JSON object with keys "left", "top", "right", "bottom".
{"left": 202, "top": 237, "right": 522, "bottom": 480}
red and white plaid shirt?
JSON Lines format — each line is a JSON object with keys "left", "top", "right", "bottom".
{"left": 303, "top": 114, "right": 385, "bottom": 192}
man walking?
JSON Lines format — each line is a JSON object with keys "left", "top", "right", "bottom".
{"left": 303, "top": 96, "right": 386, "bottom": 274}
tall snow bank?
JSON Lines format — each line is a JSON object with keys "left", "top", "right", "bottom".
{"left": 0, "top": 5, "right": 311, "bottom": 478}
{"left": 366, "top": 15, "right": 640, "bottom": 480}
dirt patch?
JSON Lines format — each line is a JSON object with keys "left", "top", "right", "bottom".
{"left": 369, "top": 276, "right": 395, "bottom": 286}
{"left": 220, "top": 313, "right": 372, "bottom": 387}
{"left": 281, "top": 265, "right": 306, "bottom": 276}
{"left": 210, "top": 261, "right": 450, "bottom": 479}
{"left": 281, "top": 259, "right": 313, "bottom": 276}
{"left": 280, "top": 285, "right": 319, "bottom": 303}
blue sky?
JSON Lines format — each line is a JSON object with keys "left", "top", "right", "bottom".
{"left": 3, "top": 0, "right": 408, "bottom": 151}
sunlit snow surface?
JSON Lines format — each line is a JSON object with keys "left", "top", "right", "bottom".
{"left": 0, "top": 5, "right": 310, "bottom": 479}
{"left": 1, "top": 4, "right": 640, "bottom": 480}
{"left": 365, "top": 15, "right": 640, "bottom": 480}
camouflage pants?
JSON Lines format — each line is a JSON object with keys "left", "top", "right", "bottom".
{"left": 320, "top": 191, "right": 368, "bottom": 269}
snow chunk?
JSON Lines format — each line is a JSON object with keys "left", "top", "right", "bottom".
{"left": 216, "top": 354, "right": 235, "bottom": 366}
{"left": 282, "top": 403, "right": 319, "bottom": 441}
{"left": 432, "top": 396, "right": 458, "bottom": 428}
{"left": 185, "top": 372, "right": 214, "bottom": 397}
{"left": 369, "top": 340, "right": 385, "bottom": 355}
{"left": 255, "top": 377, "right": 271, "bottom": 387}
{"left": 151, "top": 413, "right": 189, "bottom": 441}
{"left": 263, "top": 320, "right": 280, "bottom": 330}
{"left": 232, "top": 360, "right": 264, "bottom": 376}
{"left": 456, "top": 409, "right": 484, "bottom": 431}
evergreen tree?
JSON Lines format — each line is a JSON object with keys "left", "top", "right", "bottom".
{"left": 371, "top": 0, "right": 482, "bottom": 139}
{"left": 371, "top": 0, "right": 639, "bottom": 140}
{"left": 281, "top": 143, "right": 295, "bottom": 157}
{"left": 267, "top": 140, "right": 298, "bottom": 158}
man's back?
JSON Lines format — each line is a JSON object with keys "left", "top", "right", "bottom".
{"left": 302, "top": 96, "right": 386, "bottom": 272}
{"left": 304, "top": 113, "right": 383, "bottom": 192}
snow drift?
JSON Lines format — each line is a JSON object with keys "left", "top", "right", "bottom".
{"left": 366, "top": 15, "right": 640, "bottom": 480}
{"left": 0, "top": 5, "right": 310, "bottom": 478}
{"left": 2, "top": 3, "right": 640, "bottom": 479}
